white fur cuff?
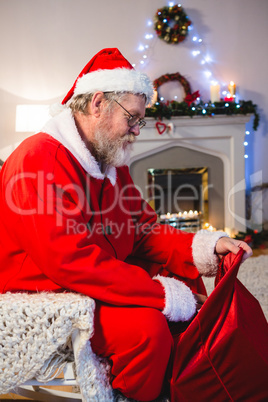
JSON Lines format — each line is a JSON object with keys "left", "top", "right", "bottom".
{"left": 192, "top": 230, "right": 229, "bottom": 277}
{"left": 153, "top": 275, "right": 196, "bottom": 322}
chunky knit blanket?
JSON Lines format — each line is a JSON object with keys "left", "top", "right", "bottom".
{"left": 0, "top": 292, "right": 114, "bottom": 401}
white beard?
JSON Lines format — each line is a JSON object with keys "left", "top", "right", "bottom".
{"left": 92, "top": 124, "right": 136, "bottom": 167}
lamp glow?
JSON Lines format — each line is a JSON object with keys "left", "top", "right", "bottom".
{"left": 16, "top": 105, "right": 50, "bottom": 132}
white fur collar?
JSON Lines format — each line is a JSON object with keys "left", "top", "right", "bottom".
{"left": 42, "top": 109, "right": 117, "bottom": 185}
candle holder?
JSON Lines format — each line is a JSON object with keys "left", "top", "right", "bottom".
{"left": 160, "top": 210, "right": 203, "bottom": 232}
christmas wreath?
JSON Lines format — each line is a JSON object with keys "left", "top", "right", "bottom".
{"left": 154, "top": 4, "right": 191, "bottom": 44}
{"left": 154, "top": 73, "right": 200, "bottom": 106}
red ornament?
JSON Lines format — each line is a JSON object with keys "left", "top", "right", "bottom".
{"left": 155, "top": 121, "right": 167, "bottom": 135}
{"left": 184, "top": 90, "right": 200, "bottom": 106}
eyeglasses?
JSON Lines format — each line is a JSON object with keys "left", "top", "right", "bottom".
{"left": 113, "top": 99, "right": 146, "bottom": 129}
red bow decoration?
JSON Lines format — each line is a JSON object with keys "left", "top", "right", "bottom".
{"left": 155, "top": 121, "right": 167, "bottom": 135}
{"left": 184, "top": 90, "right": 200, "bottom": 106}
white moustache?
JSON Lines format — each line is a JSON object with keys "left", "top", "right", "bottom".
{"left": 123, "top": 134, "right": 136, "bottom": 144}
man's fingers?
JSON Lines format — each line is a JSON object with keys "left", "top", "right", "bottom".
{"left": 194, "top": 293, "right": 207, "bottom": 305}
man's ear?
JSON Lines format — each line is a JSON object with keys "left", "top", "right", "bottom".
{"left": 90, "top": 91, "right": 106, "bottom": 117}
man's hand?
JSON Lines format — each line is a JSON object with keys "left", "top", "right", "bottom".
{"left": 194, "top": 293, "right": 208, "bottom": 310}
{"left": 215, "top": 237, "right": 253, "bottom": 262}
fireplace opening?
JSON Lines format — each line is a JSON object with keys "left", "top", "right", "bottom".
{"left": 147, "top": 167, "right": 209, "bottom": 231}
{"left": 130, "top": 146, "right": 224, "bottom": 231}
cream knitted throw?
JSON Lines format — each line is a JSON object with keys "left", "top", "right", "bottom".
{"left": 0, "top": 292, "right": 114, "bottom": 401}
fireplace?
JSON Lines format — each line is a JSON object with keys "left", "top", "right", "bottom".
{"left": 129, "top": 115, "right": 251, "bottom": 234}
{"left": 147, "top": 167, "right": 209, "bottom": 218}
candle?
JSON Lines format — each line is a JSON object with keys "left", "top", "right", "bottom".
{"left": 228, "top": 81, "right": 236, "bottom": 97}
{"left": 152, "top": 90, "right": 158, "bottom": 105}
{"left": 224, "top": 95, "right": 234, "bottom": 102}
{"left": 210, "top": 84, "right": 220, "bottom": 103}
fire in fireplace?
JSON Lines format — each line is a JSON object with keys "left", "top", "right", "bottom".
{"left": 147, "top": 167, "right": 209, "bottom": 231}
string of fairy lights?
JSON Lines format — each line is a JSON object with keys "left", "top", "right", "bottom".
{"left": 132, "top": 1, "right": 252, "bottom": 161}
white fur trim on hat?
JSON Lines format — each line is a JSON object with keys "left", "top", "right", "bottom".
{"left": 74, "top": 68, "right": 154, "bottom": 105}
{"left": 153, "top": 275, "right": 197, "bottom": 322}
{"left": 192, "top": 230, "right": 229, "bottom": 277}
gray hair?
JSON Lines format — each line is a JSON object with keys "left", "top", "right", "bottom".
{"left": 69, "top": 91, "right": 146, "bottom": 115}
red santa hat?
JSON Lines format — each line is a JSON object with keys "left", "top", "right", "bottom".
{"left": 61, "top": 48, "right": 153, "bottom": 107}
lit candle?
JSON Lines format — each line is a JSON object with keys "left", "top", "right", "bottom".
{"left": 152, "top": 90, "right": 158, "bottom": 104}
{"left": 210, "top": 83, "right": 220, "bottom": 103}
{"left": 228, "top": 81, "right": 236, "bottom": 97}
{"left": 224, "top": 92, "right": 234, "bottom": 102}
{"left": 147, "top": 90, "right": 158, "bottom": 108}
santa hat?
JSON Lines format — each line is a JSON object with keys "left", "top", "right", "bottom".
{"left": 55, "top": 48, "right": 153, "bottom": 112}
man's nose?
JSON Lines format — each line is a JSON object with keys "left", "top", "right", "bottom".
{"left": 129, "top": 123, "right": 140, "bottom": 136}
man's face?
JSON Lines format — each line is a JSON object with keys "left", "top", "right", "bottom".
{"left": 92, "top": 94, "right": 146, "bottom": 167}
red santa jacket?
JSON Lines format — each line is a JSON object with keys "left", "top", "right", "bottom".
{"left": 0, "top": 110, "right": 223, "bottom": 314}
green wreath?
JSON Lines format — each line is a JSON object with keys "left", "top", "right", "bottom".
{"left": 154, "top": 4, "right": 191, "bottom": 44}
{"left": 154, "top": 73, "right": 199, "bottom": 105}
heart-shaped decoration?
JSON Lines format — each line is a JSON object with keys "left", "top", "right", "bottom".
{"left": 156, "top": 121, "right": 167, "bottom": 135}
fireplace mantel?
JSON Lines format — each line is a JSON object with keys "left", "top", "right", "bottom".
{"left": 130, "top": 115, "right": 252, "bottom": 234}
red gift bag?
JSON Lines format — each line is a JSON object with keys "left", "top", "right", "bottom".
{"left": 170, "top": 249, "right": 268, "bottom": 401}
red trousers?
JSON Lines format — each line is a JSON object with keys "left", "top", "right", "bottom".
{"left": 91, "top": 303, "right": 175, "bottom": 401}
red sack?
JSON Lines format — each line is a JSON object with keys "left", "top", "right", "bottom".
{"left": 170, "top": 249, "right": 268, "bottom": 401}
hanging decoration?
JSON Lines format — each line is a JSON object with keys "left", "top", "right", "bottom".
{"left": 154, "top": 4, "right": 191, "bottom": 44}
{"left": 155, "top": 121, "right": 167, "bottom": 135}
{"left": 154, "top": 72, "right": 200, "bottom": 106}
{"left": 155, "top": 121, "right": 174, "bottom": 135}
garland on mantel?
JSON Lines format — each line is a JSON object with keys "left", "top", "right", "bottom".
{"left": 145, "top": 100, "right": 260, "bottom": 131}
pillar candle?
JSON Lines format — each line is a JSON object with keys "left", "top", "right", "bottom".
{"left": 228, "top": 81, "right": 236, "bottom": 97}
{"left": 210, "top": 84, "right": 220, "bottom": 103}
